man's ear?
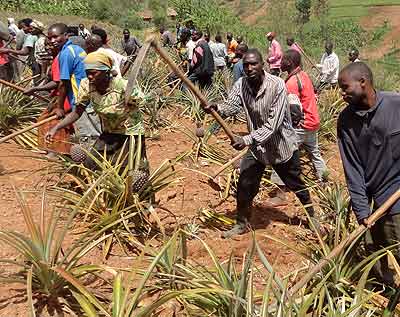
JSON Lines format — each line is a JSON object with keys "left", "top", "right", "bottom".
{"left": 359, "top": 77, "right": 366, "bottom": 87}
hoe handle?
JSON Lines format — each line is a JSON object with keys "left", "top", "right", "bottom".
{"left": 288, "top": 188, "right": 400, "bottom": 298}
{"left": 151, "top": 40, "right": 236, "bottom": 143}
{"left": 0, "top": 115, "right": 57, "bottom": 145}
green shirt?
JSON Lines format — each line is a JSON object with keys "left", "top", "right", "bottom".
{"left": 76, "top": 77, "right": 146, "bottom": 136}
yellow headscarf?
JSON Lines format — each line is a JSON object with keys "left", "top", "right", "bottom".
{"left": 84, "top": 51, "right": 113, "bottom": 71}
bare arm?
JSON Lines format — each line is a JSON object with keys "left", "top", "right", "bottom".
{"left": 0, "top": 46, "right": 30, "bottom": 56}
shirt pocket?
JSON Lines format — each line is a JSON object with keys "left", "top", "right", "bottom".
{"left": 390, "top": 130, "right": 400, "bottom": 161}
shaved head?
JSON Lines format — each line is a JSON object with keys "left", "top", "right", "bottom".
{"left": 85, "top": 34, "right": 103, "bottom": 53}
{"left": 340, "top": 62, "right": 373, "bottom": 85}
{"left": 48, "top": 23, "right": 68, "bottom": 35}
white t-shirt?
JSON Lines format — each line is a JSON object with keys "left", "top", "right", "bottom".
{"left": 98, "top": 47, "right": 127, "bottom": 77}
{"left": 319, "top": 52, "right": 339, "bottom": 84}
{"left": 186, "top": 40, "right": 196, "bottom": 61}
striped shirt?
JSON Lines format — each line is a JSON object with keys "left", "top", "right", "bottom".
{"left": 218, "top": 71, "right": 298, "bottom": 165}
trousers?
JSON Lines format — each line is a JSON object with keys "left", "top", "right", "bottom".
{"left": 365, "top": 213, "right": 400, "bottom": 287}
{"left": 236, "top": 150, "right": 313, "bottom": 223}
{"left": 271, "top": 129, "right": 327, "bottom": 185}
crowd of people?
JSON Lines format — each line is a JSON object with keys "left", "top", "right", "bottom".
{"left": 0, "top": 16, "right": 398, "bottom": 288}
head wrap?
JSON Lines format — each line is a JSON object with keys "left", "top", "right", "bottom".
{"left": 84, "top": 51, "right": 113, "bottom": 71}
{"left": 30, "top": 20, "right": 44, "bottom": 31}
{"left": 266, "top": 32, "right": 276, "bottom": 38}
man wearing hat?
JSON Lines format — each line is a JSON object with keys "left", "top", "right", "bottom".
{"left": 266, "top": 32, "right": 282, "bottom": 76}
{"left": 31, "top": 20, "right": 49, "bottom": 83}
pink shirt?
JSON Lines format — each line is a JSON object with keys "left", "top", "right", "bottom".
{"left": 267, "top": 39, "right": 282, "bottom": 69}
{"left": 290, "top": 43, "right": 302, "bottom": 54}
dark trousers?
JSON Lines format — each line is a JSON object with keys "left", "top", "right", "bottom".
{"left": 84, "top": 133, "right": 146, "bottom": 172}
{"left": 365, "top": 213, "right": 400, "bottom": 287}
{"left": 187, "top": 72, "right": 213, "bottom": 89}
{"left": 236, "top": 150, "right": 313, "bottom": 223}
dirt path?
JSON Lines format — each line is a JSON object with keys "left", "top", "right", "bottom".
{"left": 0, "top": 118, "right": 342, "bottom": 316}
{"left": 361, "top": 5, "right": 400, "bottom": 59}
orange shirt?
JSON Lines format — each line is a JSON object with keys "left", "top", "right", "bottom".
{"left": 227, "top": 39, "right": 238, "bottom": 55}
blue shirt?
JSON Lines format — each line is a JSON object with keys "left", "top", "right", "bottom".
{"left": 338, "top": 91, "right": 400, "bottom": 223}
{"left": 233, "top": 59, "right": 244, "bottom": 82}
{"left": 58, "top": 40, "right": 87, "bottom": 109}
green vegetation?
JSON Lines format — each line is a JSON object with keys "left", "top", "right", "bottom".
{"left": 330, "top": 0, "right": 400, "bottom": 19}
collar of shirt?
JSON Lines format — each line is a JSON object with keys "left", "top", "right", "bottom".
{"left": 286, "top": 67, "right": 302, "bottom": 82}
{"left": 61, "top": 39, "right": 73, "bottom": 51}
{"left": 349, "top": 90, "right": 383, "bottom": 117}
{"left": 243, "top": 71, "right": 271, "bottom": 98}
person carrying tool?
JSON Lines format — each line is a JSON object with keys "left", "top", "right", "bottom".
{"left": 286, "top": 36, "right": 302, "bottom": 53}
{"left": 338, "top": 62, "right": 400, "bottom": 289}
{"left": 45, "top": 51, "right": 148, "bottom": 171}
{"left": 266, "top": 31, "right": 282, "bottom": 76}
{"left": 47, "top": 23, "right": 100, "bottom": 144}
{"left": 205, "top": 48, "right": 315, "bottom": 238}
{"left": 270, "top": 49, "right": 328, "bottom": 204}
{"left": 0, "top": 18, "right": 40, "bottom": 82}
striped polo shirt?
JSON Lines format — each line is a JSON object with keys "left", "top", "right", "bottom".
{"left": 218, "top": 71, "right": 298, "bottom": 165}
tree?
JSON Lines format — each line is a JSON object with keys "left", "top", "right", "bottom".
{"left": 295, "top": 0, "right": 311, "bottom": 23}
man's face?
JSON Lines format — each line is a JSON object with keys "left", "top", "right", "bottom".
{"left": 79, "top": 24, "right": 84, "bottom": 30}
{"left": 287, "top": 38, "right": 294, "bottom": 46}
{"left": 192, "top": 31, "right": 200, "bottom": 41}
{"left": 243, "top": 53, "right": 263, "bottom": 82}
{"left": 338, "top": 72, "right": 365, "bottom": 105}
{"left": 227, "top": 34, "right": 232, "bottom": 41}
{"left": 280, "top": 55, "right": 292, "bottom": 73}
{"left": 325, "top": 43, "right": 333, "bottom": 55}
{"left": 21, "top": 23, "right": 32, "bottom": 34}
{"left": 266, "top": 35, "right": 273, "bottom": 42}
{"left": 348, "top": 51, "right": 358, "bottom": 62}
{"left": 123, "top": 31, "right": 129, "bottom": 40}
{"left": 48, "top": 28, "right": 67, "bottom": 50}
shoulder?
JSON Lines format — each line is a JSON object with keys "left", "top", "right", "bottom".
{"left": 338, "top": 105, "right": 353, "bottom": 127}
{"left": 265, "top": 72, "right": 286, "bottom": 89}
{"left": 113, "top": 77, "right": 128, "bottom": 89}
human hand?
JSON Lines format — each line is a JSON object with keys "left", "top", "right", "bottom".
{"left": 52, "top": 108, "right": 65, "bottom": 119}
{"left": 45, "top": 127, "right": 58, "bottom": 143}
{"left": 203, "top": 103, "right": 218, "bottom": 114}
{"left": 231, "top": 135, "right": 246, "bottom": 150}
{"left": 24, "top": 87, "right": 37, "bottom": 95}
{"left": 363, "top": 218, "right": 374, "bottom": 229}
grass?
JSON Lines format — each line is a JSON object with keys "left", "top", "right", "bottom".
{"left": 330, "top": 0, "right": 400, "bottom": 19}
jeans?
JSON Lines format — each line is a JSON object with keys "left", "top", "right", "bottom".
{"left": 237, "top": 150, "right": 314, "bottom": 223}
{"left": 271, "top": 129, "right": 327, "bottom": 185}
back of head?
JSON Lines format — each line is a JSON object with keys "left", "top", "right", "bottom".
{"left": 340, "top": 62, "right": 373, "bottom": 85}
{"left": 21, "top": 18, "right": 33, "bottom": 27}
{"left": 285, "top": 49, "right": 301, "bottom": 68}
{"left": 92, "top": 28, "right": 107, "bottom": 45}
{"left": 86, "top": 34, "right": 103, "bottom": 53}
{"left": 215, "top": 34, "right": 222, "bottom": 43}
{"left": 236, "top": 43, "right": 248, "bottom": 55}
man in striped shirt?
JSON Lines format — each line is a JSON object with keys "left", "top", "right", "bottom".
{"left": 207, "top": 48, "right": 314, "bottom": 238}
